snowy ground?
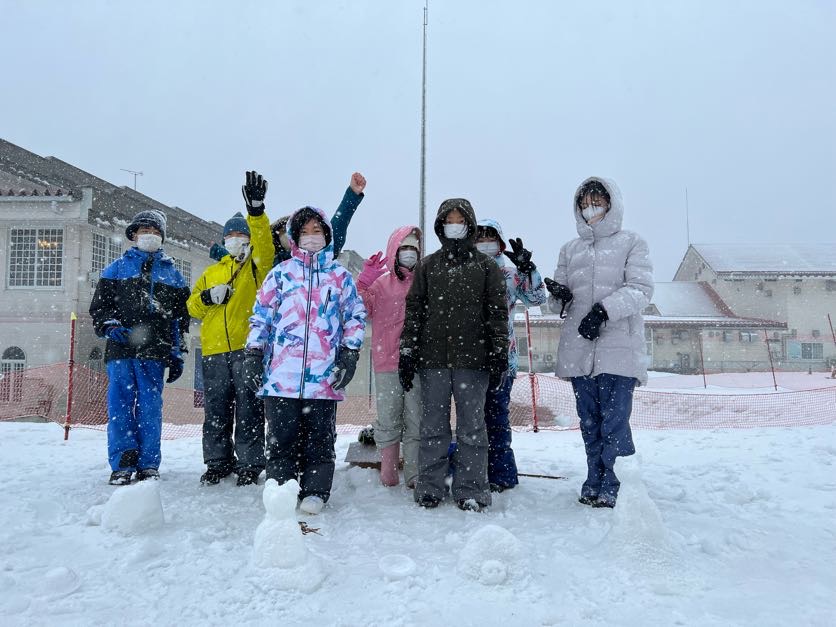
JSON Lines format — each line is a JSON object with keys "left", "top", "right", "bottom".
{"left": 1, "top": 422, "right": 834, "bottom": 627}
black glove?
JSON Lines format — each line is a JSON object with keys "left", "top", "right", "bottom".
{"left": 358, "top": 426, "right": 375, "bottom": 446}
{"left": 241, "top": 170, "right": 268, "bottom": 216}
{"left": 242, "top": 349, "right": 264, "bottom": 393}
{"left": 578, "top": 303, "right": 609, "bottom": 341}
{"left": 200, "top": 284, "right": 232, "bottom": 306}
{"left": 398, "top": 352, "right": 417, "bottom": 392}
{"left": 488, "top": 352, "right": 509, "bottom": 391}
{"left": 331, "top": 348, "right": 360, "bottom": 391}
{"left": 166, "top": 354, "right": 184, "bottom": 384}
{"left": 503, "top": 237, "right": 536, "bottom": 275}
{"left": 544, "top": 278, "right": 573, "bottom": 318}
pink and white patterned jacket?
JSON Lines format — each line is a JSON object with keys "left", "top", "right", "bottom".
{"left": 246, "top": 206, "right": 366, "bottom": 400}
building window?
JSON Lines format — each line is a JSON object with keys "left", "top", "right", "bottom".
{"left": 787, "top": 341, "right": 823, "bottom": 360}
{"left": 91, "top": 232, "right": 122, "bottom": 274}
{"left": 645, "top": 327, "right": 653, "bottom": 356}
{"left": 739, "top": 331, "right": 758, "bottom": 343}
{"left": 8, "top": 228, "right": 64, "bottom": 287}
{"left": 173, "top": 258, "right": 192, "bottom": 285}
{"left": 0, "top": 346, "right": 26, "bottom": 402}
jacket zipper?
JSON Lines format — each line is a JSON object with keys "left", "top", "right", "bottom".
{"left": 223, "top": 263, "right": 233, "bottom": 352}
{"left": 298, "top": 253, "right": 315, "bottom": 398}
{"left": 589, "top": 240, "right": 597, "bottom": 377}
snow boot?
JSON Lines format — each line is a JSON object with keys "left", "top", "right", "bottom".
{"left": 236, "top": 469, "right": 260, "bottom": 486}
{"left": 457, "top": 498, "right": 486, "bottom": 513}
{"left": 136, "top": 468, "right": 160, "bottom": 481}
{"left": 200, "top": 467, "right": 232, "bottom": 485}
{"left": 299, "top": 495, "right": 325, "bottom": 515}
{"left": 109, "top": 470, "right": 132, "bottom": 485}
{"left": 577, "top": 495, "right": 597, "bottom": 506}
{"left": 379, "top": 443, "right": 400, "bottom": 487}
{"left": 593, "top": 494, "right": 616, "bottom": 508}
{"left": 417, "top": 494, "right": 440, "bottom": 509}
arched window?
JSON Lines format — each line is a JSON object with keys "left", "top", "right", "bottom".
{"left": 0, "top": 346, "right": 26, "bottom": 402}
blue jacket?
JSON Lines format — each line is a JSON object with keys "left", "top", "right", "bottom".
{"left": 90, "top": 247, "right": 191, "bottom": 363}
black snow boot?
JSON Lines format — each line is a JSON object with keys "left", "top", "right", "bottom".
{"left": 417, "top": 494, "right": 440, "bottom": 509}
{"left": 236, "top": 469, "right": 260, "bottom": 486}
{"left": 577, "top": 495, "right": 597, "bottom": 506}
{"left": 456, "top": 498, "right": 486, "bottom": 513}
{"left": 200, "top": 467, "right": 232, "bottom": 485}
{"left": 136, "top": 468, "right": 160, "bottom": 481}
{"left": 109, "top": 470, "right": 133, "bottom": 485}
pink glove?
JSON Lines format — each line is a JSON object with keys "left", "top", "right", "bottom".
{"left": 359, "top": 251, "right": 387, "bottom": 287}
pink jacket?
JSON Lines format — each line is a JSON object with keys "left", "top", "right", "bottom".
{"left": 357, "top": 225, "right": 421, "bottom": 373}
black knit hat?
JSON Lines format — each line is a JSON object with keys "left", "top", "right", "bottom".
{"left": 125, "top": 210, "right": 167, "bottom": 242}
{"left": 288, "top": 207, "right": 332, "bottom": 246}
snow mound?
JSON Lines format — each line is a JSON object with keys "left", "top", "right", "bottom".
{"left": 101, "top": 481, "right": 164, "bottom": 534}
{"left": 378, "top": 554, "right": 416, "bottom": 580}
{"left": 37, "top": 566, "right": 81, "bottom": 600}
{"left": 458, "top": 525, "right": 523, "bottom": 585}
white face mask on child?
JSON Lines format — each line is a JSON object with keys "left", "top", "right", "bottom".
{"left": 581, "top": 205, "right": 607, "bottom": 222}
{"left": 224, "top": 237, "right": 250, "bottom": 258}
{"left": 398, "top": 249, "right": 419, "bottom": 268}
{"left": 443, "top": 223, "right": 468, "bottom": 240}
{"left": 476, "top": 241, "right": 501, "bottom": 257}
{"left": 299, "top": 234, "right": 326, "bottom": 253}
{"left": 136, "top": 234, "right": 162, "bottom": 252}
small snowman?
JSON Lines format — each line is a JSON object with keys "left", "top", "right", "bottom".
{"left": 253, "top": 479, "right": 308, "bottom": 569}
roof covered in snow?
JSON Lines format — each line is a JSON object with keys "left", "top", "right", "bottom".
{"left": 650, "top": 282, "right": 731, "bottom": 317}
{"left": 691, "top": 244, "right": 836, "bottom": 275}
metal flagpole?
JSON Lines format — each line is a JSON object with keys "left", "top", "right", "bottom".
{"left": 419, "top": 0, "right": 428, "bottom": 247}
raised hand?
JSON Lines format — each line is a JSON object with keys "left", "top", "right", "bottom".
{"left": 242, "top": 170, "right": 268, "bottom": 215}
{"left": 358, "top": 251, "right": 388, "bottom": 286}
{"left": 503, "top": 237, "right": 536, "bottom": 274}
{"left": 349, "top": 172, "right": 366, "bottom": 195}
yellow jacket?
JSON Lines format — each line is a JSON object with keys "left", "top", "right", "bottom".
{"left": 187, "top": 212, "right": 275, "bottom": 356}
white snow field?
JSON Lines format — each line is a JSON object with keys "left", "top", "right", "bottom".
{"left": 1, "top": 421, "right": 834, "bottom": 627}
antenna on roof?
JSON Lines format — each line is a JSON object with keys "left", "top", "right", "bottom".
{"left": 685, "top": 187, "right": 691, "bottom": 246}
{"left": 120, "top": 168, "right": 143, "bottom": 191}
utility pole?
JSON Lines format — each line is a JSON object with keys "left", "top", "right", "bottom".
{"left": 120, "top": 168, "right": 143, "bottom": 191}
{"left": 419, "top": 0, "right": 428, "bottom": 248}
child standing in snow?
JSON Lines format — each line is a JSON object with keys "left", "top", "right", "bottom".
{"left": 243, "top": 207, "right": 366, "bottom": 515}
{"left": 400, "top": 199, "right": 508, "bottom": 511}
{"left": 357, "top": 227, "right": 422, "bottom": 488}
{"left": 89, "top": 210, "right": 190, "bottom": 485}
{"left": 547, "top": 177, "right": 653, "bottom": 508}
{"left": 472, "top": 219, "right": 547, "bottom": 491}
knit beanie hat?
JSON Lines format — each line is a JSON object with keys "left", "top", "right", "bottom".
{"left": 126, "top": 210, "right": 167, "bottom": 242}
{"left": 223, "top": 212, "right": 250, "bottom": 238}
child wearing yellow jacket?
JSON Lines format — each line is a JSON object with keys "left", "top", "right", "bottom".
{"left": 187, "top": 171, "right": 275, "bottom": 486}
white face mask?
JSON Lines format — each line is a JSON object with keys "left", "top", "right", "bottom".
{"left": 581, "top": 205, "right": 607, "bottom": 222}
{"left": 443, "top": 223, "right": 468, "bottom": 240}
{"left": 224, "top": 237, "right": 250, "bottom": 258}
{"left": 398, "top": 249, "right": 419, "bottom": 269}
{"left": 476, "top": 241, "right": 501, "bottom": 257}
{"left": 136, "top": 233, "right": 162, "bottom": 252}
{"left": 299, "top": 234, "right": 326, "bottom": 253}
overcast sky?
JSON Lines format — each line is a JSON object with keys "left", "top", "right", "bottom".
{"left": 2, "top": 0, "right": 833, "bottom": 279}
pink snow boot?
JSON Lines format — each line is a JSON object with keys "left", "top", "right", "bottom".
{"left": 380, "top": 443, "right": 400, "bottom": 487}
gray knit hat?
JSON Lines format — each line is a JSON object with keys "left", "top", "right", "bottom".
{"left": 126, "top": 210, "right": 167, "bottom": 242}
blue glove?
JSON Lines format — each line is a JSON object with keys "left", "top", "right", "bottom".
{"left": 166, "top": 354, "right": 184, "bottom": 383}
{"left": 106, "top": 326, "right": 131, "bottom": 344}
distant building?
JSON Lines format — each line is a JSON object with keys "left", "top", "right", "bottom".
{"left": 0, "top": 139, "right": 221, "bottom": 395}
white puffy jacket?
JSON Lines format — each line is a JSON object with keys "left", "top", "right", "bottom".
{"left": 549, "top": 177, "right": 654, "bottom": 385}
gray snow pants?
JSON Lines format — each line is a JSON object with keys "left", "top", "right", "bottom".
{"left": 264, "top": 397, "right": 337, "bottom": 502}
{"left": 414, "top": 368, "right": 491, "bottom": 506}
{"left": 373, "top": 371, "right": 422, "bottom": 486}
{"left": 201, "top": 350, "right": 265, "bottom": 473}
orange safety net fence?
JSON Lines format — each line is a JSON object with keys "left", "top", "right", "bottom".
{"left": 2, "top": 364, "right": 833, "bottom": 439}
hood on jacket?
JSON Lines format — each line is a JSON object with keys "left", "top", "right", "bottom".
{"left": 385, "top": 225, "right": 422, "bottom": 276}
{"left": 573, "top": 176, "right": 624, "bottom": 239}
{"left": 434, "top": 198, "right": 478, "bottom": 248}
{"left": 287, "top": 206, "right": 333, "bottom": 254}
{"left": 476, "top": 218, "right": 507, "bottom": 253}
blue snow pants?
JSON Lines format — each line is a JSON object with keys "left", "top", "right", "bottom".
{"left": 106, "top": 359, "right": 165, "bottom": 472}
{"left": 571, "top": 374, "right": 637, "bottom": 501}
{"left": 484, "top": 375, "right": 518, "bottom": 489}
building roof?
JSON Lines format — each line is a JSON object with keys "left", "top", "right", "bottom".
{"left": 690, "top": 243, "right": 836, "bottom": 275}
{"left": 0, "top": 138, "right": 222, "bottom": 248}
